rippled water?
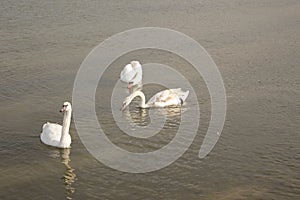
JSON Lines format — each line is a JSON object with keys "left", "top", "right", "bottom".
{"left": 1, "top": 0, "right": 299, "bottom": 199}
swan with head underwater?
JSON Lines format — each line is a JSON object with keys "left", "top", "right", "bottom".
{"left": 40, "top": 102, "right": 72, "bottom": 148}
{"left": 120, "top": 61, "right": 143, "bottom": 92}
{"left": 121, "top": 88, "right": 189, "bottom": 111}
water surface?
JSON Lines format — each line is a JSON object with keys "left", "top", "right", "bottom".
{"left": 0, "top": 0, "right": 299, "bottom": 199}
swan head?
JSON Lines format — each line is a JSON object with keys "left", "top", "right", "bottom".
{"left": 121, "top": 97, "right": 131, "bottom": 111}
{"left": 60, "top": 102, "right": 72, "bottom": 113}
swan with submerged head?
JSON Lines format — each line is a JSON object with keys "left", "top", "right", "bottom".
{"left": 121, "top": 88, "right": 189, "bottom": 111}
{"left": 40, "top": 102, "right": 72, "bottom": 148}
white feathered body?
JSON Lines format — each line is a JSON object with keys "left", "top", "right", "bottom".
{"left": 120, "top": 61, "right": 143, "bottom": 86}
{"left": 40, "top": 122, "right": 71, "bottom": 148}
{"left": 40, "top": 102, "right": 72, "bottom": 148}
{"left": 147, "top": 88, "right": 189, "bottom": 107}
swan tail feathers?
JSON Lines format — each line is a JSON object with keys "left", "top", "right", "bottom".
{"left": 181, "top": 90, "right": 189, "bottom": 102}
{"left": 170, "top": 88, "right": 189, "bottom": 102}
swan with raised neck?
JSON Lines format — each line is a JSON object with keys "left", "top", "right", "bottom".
{"left": 40, "top": 102, "right": 72, "bottom": 148}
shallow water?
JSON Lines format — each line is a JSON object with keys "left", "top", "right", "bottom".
{"left": 1, "top": 0, "right": 300, "bottom": 199}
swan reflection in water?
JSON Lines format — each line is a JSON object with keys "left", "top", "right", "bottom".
{"left": 124, "top": 108, "right": 150, "bottom": 126}
{"left": 124, "top": 105, "right": 184, "bottom": 128}
{"left": 60, "top": 148, "right": 77, "bottom": 200}
{"left": 47, "top": 148, "right": 77, "bottom": 199}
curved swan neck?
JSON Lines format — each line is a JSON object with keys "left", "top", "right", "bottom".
{"left": 130, "top": 91, "right": 148, "bottom": 108}
{"left": 60, "top": 109, "right": 72, "bottom": 143}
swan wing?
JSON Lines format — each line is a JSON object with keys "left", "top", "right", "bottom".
{"left": 153, "top": 96, "right": 181, "bottom": 107}
{"left": 146, "top": 89, "right": 178, "bottom": 106}
{"left": 131, "top": 63, "right": 143, "bottom": 85}
{"left": 170, "top": 88, "right": 189, "bottom": 102}
{"left": 146, "top": 90, "right": 166, "bottom": 105}
{"left": 146, "top": 88, "right": 189, "bottom": 107}
{"left": 120, "top": 64, "right": 136, "bottom": 83}
{"left": 40, "top": 122, "right": 62, "bottom": 147}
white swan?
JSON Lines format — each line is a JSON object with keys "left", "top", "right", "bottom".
{"left": 121, "top": 88, "right": 189, "bottom": 110}
{"left": 40, "top": 102, "right": 72, "bottom": 148}
{"left": 120, "top": 61, "right": 143, "bottom": 91}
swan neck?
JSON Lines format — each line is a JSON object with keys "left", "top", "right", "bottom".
{"left": 131, "top": 91, "right": 148, "bottom": 108}
{"left": 60, "top": 110, "right": 71, "bottom": 142}
{"left": 129, "top": 91, "right": 147, "bottom": 108}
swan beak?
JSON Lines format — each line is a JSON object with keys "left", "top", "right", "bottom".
{"left": 121, "top": 103, "right": 126, "bottom": 111}
{"left": 127, "top": 82, "right": 133, "bottom": 89}
{"left": 60, "top": 104, "right": 68, "bottom": 112}
{"left": 127, "top": 82, "right": 133, "bottom": 93}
